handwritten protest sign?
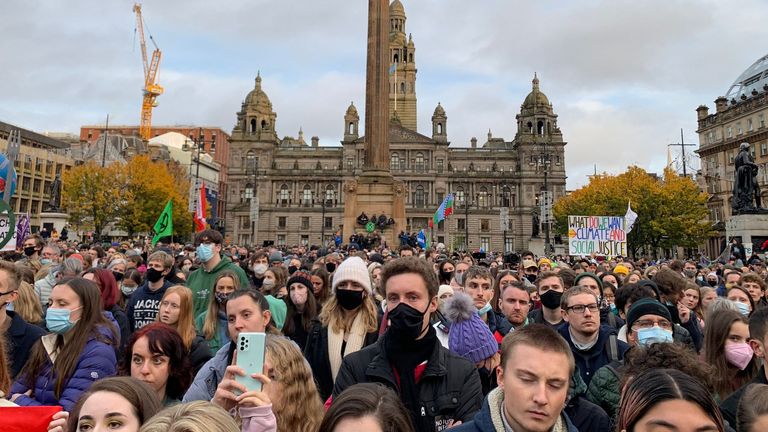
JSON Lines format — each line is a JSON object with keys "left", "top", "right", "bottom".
{"left": 568, "top": 215, "right": 627, "bottom": 257}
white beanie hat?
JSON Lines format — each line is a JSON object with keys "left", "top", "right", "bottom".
{"left": 332, "top": 256, "right": 372, "bottom": 295}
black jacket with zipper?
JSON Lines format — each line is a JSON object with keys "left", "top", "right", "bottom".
{"left": 333, "top": 335, "right": 483, "bottom": 432}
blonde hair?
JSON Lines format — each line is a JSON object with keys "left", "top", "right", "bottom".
{"left": 202, "top": 271, "right": 241, "bottom": 341}
{"left": 318, "top": 295, "right": 378, "bottom": 335}
{"left": 265, "top": 335, "right": 323, "bottom": 432}
{"left": 139, "top": 401, "right": 238, "bottom": 432}
{"left": 157, "top": 286, "right": 196, "bottom": 349}
{"left": 14, "top": 280, "right": 43, "bottom": 324}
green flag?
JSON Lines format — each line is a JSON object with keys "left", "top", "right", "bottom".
{"left": 152, "top": 200, "right": 173, "bottom": 246}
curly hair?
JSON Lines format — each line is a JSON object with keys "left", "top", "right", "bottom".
{"left": 265, "top": 335, "right": 323, "bottom": 432}
{"left": 621, "top": 342, "right": 715, "bottom": 392}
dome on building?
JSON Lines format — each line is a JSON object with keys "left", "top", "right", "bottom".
{"left": 390, "top": 0, "right": 405, "bottom": 18}
{"left": 433, "top": 102, "right": 445, "bottom": 117}
{"left": 725, "top": 53, "right": 768, "bottom": 102}
{"left": 522, "top": 73, "right": 550, "bottom": 108}
{"left": 346, "top": 102, "right": 358, "bottom": 117}
{"left": 244, "top": 73, "right": 272, "bottom": 108}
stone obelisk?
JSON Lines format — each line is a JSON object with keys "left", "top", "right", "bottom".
{"left": 342, "top": 0, "right": 406, "bottom": 247}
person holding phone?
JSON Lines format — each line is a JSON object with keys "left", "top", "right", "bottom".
{"left": 212, "top": 334, "right": 324, "bottom": 432}
{"left": 183, "top": 290, "right": 274, "bottom": 403}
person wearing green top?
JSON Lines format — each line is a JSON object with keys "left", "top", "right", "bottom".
{"left": 187, "top": 230, "right": 250, "bottom": 318}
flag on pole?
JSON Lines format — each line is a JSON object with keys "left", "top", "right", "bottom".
{"left": 194, "top": 182, "right": 208, "bottom": 232}
{"left": 417, "top": 229, "right": 431, "bottom": 249}
{"left": 15, "top": 213, "right": 30, "bottom": 249}
{"left": 152, "top": 200, "right": 173, "bottom": 246}
{"left": 429, "top": 193, "right": 455, "bottom": 227}
{"left": 389, "top": 63, "right": 397, "bottom": 75}
{"left": 625, "top": 201, "right": 638, "bottom": 234}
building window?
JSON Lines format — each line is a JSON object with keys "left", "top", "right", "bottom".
{"left": 414, "top": 185, "right": 426, "bottom": 208}
{"left": 347, "top": 157, "right": 354, "bottom": 171}
{"left": 478, "top": 187, "right": 488, "bottom": 208}
{"left": 457, "top": 218, "right": 466, "bottom": 230}
{"left": 278, "top": 217, "right": 286, "bottom": 229}
{"left": 761, "top": 114, "right": 766, "bottom": 129}
{"left": 436, "top": 192, "right": 444, "bottom": 206}
{"left": 481, "top": 219, "right": 490, "bottom": 232}
{"left": 728, "top": 127, "right": 733, "bottom": 138}
{"left": 438, "top": 220, "right": 444, "bottom": 231}
{"left": 501, "top": 186, "right": 512, "bottom": 207}
{"left": 761, "top": 143, "right": 767, "bottom": 157}
{"left": 18, "top": 199, "right": 28, "bottom": 213}
{"left": 301, "top": 217, "right": 310, "bottom": 230}
{"left": 436, "top": 158, "right": 444, "bottom": 173}
{"left": 302, "top": 185, "right": 313, "bottom": 207}
{"left": 241, "top": 183, "right": 253, "bottom": 203}
{"left": 300, "top": 235, "right": 309, "bottom": 246}
{"left": 749, "top": 119, "right": 754, "bottom": 132}
{"left": 278, "top": 185, "right": 290, "bottom": 207}
{"left": 505, "top": 237, "right": 513, "bottom": 253}
{"left": 31, "top": 201, "right": 39, "bottom": 215}
{"left": 738, "top": 123, "right": 743, "bottom": 135}
{"left": 415, "top": 153, "right": 425, "bottom": 172}
{"left": 33, "top": 179, "right": 41, "bottom": 194}
{"left": 245, "top": 151, "right": 256, "bottom": 173}
{"left": 277, "top": 235, "right": 286, "bottom": 246}
{"left": 455, "top": 235, "right": 466, "bottom": 250}
{"left": 481, "top": 237, "right": 490, "bottom": 251}
{"left": 324, "top": 186, "right": 336, "bottom": 206}
{"left": 240, "top": 216, "right": 250, "bottom": 229}
{"left": 456, "top": 188, "right": 465, "bottom": 208}
{"left": 324, "top": 217, "right": 333, "bottom": 229}
{"left": 391, "top": 153, "right": 400, "bottom": 170}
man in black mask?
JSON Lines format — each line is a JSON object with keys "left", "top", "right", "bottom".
{"left": 334, "top": 257, "right": 482, "bottom": 432}
{"left": 527, "top": 271, "right": 565, "bottom": 329}
{"left": 126, "top": 251, "right": 174, "bottom": 331}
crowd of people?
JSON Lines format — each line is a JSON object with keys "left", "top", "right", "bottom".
{"left": 1, "top": 230, "right": 768, "bottom": 432}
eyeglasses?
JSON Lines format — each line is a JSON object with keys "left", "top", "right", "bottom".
{"left": 632, "top": 319, "right": 673, "bottom": 331}
{"left": 566, "top": 303, "right": 599, "bottom": 314}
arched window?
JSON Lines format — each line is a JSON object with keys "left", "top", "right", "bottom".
{"left": 437, "top": 123, "right": 443, "bottom": 134}
{"left": 261, "top": 120, "right": 267, "bottom": 130}
{"left": 456, "top": 187, "right": 465, "bottom": 208}
{"left": 325, "top": 185, "right": 336, "bottom": 206}
{"left": 537, "top": 120, "right": 544, "bottom": 135}
{"left": 527, "top": 122, "right": 533, "bottom": 134}
{"left": 409, "top": 53, "right": 413, "bottom": 63}
{"left": 394, "top": 53, "right": 399, "bottom": 63}
{"left": 415, "top": 152, "right": 425, "bottom": 172}
{"left": 400, "top": 82, "right": 406, "bottom": 93}
{"left": 348, "top": 122, "right": 354, "bottom": 135}
{"left": 278, "top": 184, "right": 290, "bottom": 207}
{"left": 501, "top": 186, "right": 512, "bottom": 208}
{"left": 243, "top": 183, "right": 253, "bottom": 202}
{"left": 302, "top": 185, "right": 313, "bottom": 207}
{"left": 245, "top": 150, "right": 256, "bottom": 174}
{"left": 250, "top": 119, "right": 256, "bottom": 134}
{"left": 478, "top": 186, "right": 488, "bottom": 208}
{"left": 414, "top": 185, "right": 426, "bottom": 208}
{"left": 391, "top": 153, "right": 400, "bottom": 170}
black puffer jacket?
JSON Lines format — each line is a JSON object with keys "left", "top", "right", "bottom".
{"left": 303, "top": 319, "right": 379, "bottom": 401}
{"left": 333, "top": 335, "right": 483, "bottom": 432}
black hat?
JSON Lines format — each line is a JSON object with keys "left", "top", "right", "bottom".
{"left": 626, "top": 298, "right": 672, "bottom": 331}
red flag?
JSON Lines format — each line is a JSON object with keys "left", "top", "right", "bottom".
{"left": 194, "top": 181, "right": 208, "bottom": 232}
{"left": 0, "top": 406, "right": 63, "bottom": 432}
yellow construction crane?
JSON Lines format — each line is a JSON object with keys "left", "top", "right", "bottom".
{"left": 133, "top": 3, "right": 163, "bottom": 141}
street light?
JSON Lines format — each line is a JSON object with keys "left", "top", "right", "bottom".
{"left": 531, "top": 138, "right": 554, "bottom": 255}
{"left": 182, "top": 128, "right": 204, "bottom": 241}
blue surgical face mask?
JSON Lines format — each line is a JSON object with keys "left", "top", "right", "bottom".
{"left": 197, "top": 244, "right": 215, "bottom": 263}
{"left": 40, "top": 258, "right": 52, "bottom": 266}
{"left": 734, "top": 301, "right": 751, "bottom": 316}
{"left": 478, "top": 302, "right": 492, "bottom": 316}
{"left": 45, "top": 307, "right": 82, "bottom": 334}
{"left": 5, "top": 301, "right": 13, "bottom": 312}
{"left": 637, "top": 326, "right": 673, "bottom": 347}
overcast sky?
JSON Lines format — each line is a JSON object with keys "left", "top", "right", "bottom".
{"left": 2, "top": 0, "right": 767, "bottom": 188}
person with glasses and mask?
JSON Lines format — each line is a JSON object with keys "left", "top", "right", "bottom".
{"left": 187, "top": 230, "right": 250, "bottom": 318}
{"left": 333, "top": 257, "right": 482, "bottom": 432}
{"left": 557, "top": 286, "right": 629, "bottom": 388}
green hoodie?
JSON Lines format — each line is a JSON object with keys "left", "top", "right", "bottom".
{"left": 188, "top": 256, "right": 250, "bottom": 317}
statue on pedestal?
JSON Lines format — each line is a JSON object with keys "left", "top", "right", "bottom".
{"left": 732, "top": 142, "right": 766, "bottom": 214}
{"left": 44, "top": 175, "right": 62, "bottom": 212}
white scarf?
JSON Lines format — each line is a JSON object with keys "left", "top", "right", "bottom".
{"left": 328, "top": 312, "right": 367, "bottom": 383}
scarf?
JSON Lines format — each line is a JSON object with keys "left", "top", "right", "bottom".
{"left": 385, "top": 325, "right": 438, "bottom": 423}
{"left": 328, "top": 311, "right": 367, "bottom": 383}
{"left": 487, "top": 387, "right": 568, "bottom": 432}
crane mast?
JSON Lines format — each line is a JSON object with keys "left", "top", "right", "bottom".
{"left": 133, "top": 3, "right": 163, "bottom": 141}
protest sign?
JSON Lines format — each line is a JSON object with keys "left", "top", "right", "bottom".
{"left": 568, "top": 215, "right": 627, "bottom": 257}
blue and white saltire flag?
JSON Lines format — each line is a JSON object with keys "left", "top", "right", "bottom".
{"left": 625, "top": 201, "right": 638, "bottom": 234}
{"left": 417, "top": 229, "right": 427, "bottom": 249}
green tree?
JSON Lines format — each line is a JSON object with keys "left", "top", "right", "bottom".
{"left": 553, "top": 166, "right": 712, "bottom": 258}
{"left": 61, "top": 161, "right": 129, "bottom": 240}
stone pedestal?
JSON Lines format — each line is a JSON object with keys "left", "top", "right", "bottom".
{"left": 39, "top": 212, "right": 69, "bottom": 233}
{"left": 343, "top": 174, "right": 406, "bottom": 248}
{"left": 725, "top": 214, "right": 768, "bottom": 255}
{"left": 527, "top": 237, "right": 545, "bottom": 258}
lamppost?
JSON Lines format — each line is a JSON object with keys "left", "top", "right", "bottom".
{"left": 531, "top": 140, "right": 553, "bottom": 255}
{"left": 318, "top": 191, "right": 329, "bottom": 248}
{"left": 183, "top": 129, "right": 204, "bottom": 240}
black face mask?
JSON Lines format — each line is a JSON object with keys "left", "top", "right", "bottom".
{"left": 326, "top": 262, "right": 337, "bottom": 273}
{"left": 540, "top": 289, "right": 563, "bottom": 310}
{"left": 112, "top": 271, "right": 124, "bottom": 282}
{"left": 288, "top": 265, "right": 298, "bottom": 275}
{"left": 708, "top": 279, "right": 718, "bottom": 287}
{"left": 525, "top": 273, "right": 537, "bottom": 283}
{"left": 146, "top": 268, "right": 164, "bottom": 283}
{"left": 23, "top": 246, "right": 37, "bottom": 257}
{"left": 440, "top": 270, "right": 454, "bottom": 281}
{"left": 387, "top": 302, "right": 429, "bottom": 342}
{"left": 336, "top": 288, "right": 364, "bottom": 310}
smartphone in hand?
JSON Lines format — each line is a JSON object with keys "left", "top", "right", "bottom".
{"left": 235, "top": 332, "right": 266, "bottom": 393}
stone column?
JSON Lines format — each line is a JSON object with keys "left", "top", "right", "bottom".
{"left": 363, "top": 0, "right": 390, "bottom": 175}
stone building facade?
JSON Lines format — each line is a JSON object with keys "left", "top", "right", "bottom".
{"left": 225, "top": 0, "right": 567, "bottom": 252}
{"left": 696, "top": 53, "right": 768, "bottom": 256}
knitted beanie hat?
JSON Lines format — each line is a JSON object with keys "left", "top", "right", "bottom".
{"left": 286, "top": 270, "right": 313, "bottom": 292}
{"left": 626, "top": 298, "right": 672, "bottom": 331}
{"left": 332, "top": 256, "right": 372, "bottom": 295}
{"left": 445, "top": 292, "right": 498, "bottom": 363}
{"left": 613, "top": 264, "right": 630, "bottom": 276}
{"left": 574, "top": 272, "right": 604, "bottom": 291}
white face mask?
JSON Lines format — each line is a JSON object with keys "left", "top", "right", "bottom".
{"left": 253, "top": 263, "right": 268, "bottom": 276}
